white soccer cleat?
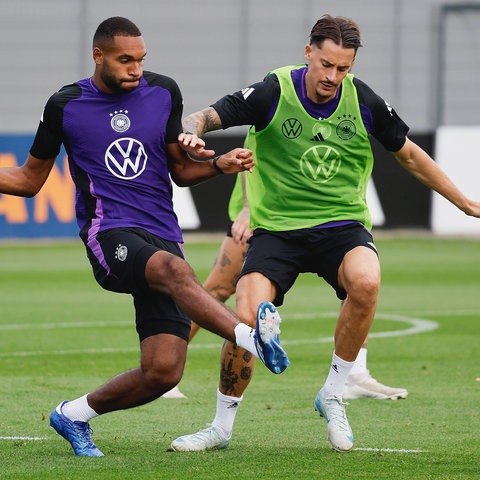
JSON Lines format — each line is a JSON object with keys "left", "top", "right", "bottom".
{"left": 343, "top": 371, "right": 408, "bottom": 400}
{"left": 169, "top": 424, "right": 230, "bottom": 452}
{"left": 314, "top": 388, "right": 354, "bottom": 452}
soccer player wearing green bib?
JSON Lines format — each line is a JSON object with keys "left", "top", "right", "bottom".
{"left": 172, "top": 15, "right": 480, "bottom": 452}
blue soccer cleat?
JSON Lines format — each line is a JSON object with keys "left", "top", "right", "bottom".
{"left": 254, "top": 301, "right": 290, "bottom": 374}
{"left": 50, "top": 401, "right": 104, "bottom": 457}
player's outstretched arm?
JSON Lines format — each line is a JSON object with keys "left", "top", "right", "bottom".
{"left": 168, "top": 144, "right": 254, "bottom": 187}
{"left": 394, "top": 137, "right": 480, "bottom": 218}
{"left": 0, "top": 154, "right": 55, "bottom": 197}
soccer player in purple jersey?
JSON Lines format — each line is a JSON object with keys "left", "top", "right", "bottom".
{"left": 0, "top": 17, "right": 290, "bottom": 456}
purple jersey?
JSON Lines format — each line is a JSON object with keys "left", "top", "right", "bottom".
{"left": 30, "top": 71, "right": 184, "bottom": 243}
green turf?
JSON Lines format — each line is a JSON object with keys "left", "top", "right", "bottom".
{"left": 0, "top": 234, "right": 479, "bottom": 479}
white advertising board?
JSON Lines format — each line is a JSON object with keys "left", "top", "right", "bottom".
{"left": 432, "top": 126, "right": 480, "bottom": 235}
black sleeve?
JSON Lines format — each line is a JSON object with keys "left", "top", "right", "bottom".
{"left": 211, "top": 73, "right": 280, "bottom": 131}
{"left": 164, "top": 77, "right": 183, "bottom": 144}
{"left": 144, "top": 71, "right": 183, "bottom": 144}
{"left": 354, "top": 77, "right": 410, "bottom": 152}
{"left": 30, "top": 83, "right": 81, "bottom": 160}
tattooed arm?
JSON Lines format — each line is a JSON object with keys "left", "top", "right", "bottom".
{"left": 176, "top": 106, "right": 253, "bottom": 175}
{"left": 177, "top": 107, "right": 223, "bottom": 160}
{"left": 181, "top": 107, "right": 223, "bottom": 137}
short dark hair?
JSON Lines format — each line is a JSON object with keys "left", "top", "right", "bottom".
{"left": 310, "top": 14, "right": 362, "bottom": 52}
{"left": 93, "top": 16, "right": 142, "bottom": 48}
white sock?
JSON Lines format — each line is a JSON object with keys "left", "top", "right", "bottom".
{"left": 233, "top": 323, "right": 258, "bottom": 357}
{"left": 60, "top": 394, "right": 99, "bottom": 423}
{"left": 349, "top": 347, "right": 368, "bottom": 376}
{"left": 211, "top": 389, "right": 243, "bottom": 438}
{"left": 323, "top": 352, "right": 355, "bottom": 397}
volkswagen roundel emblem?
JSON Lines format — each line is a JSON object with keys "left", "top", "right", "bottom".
{"left": 281, "top": 118, "right": 302, "bottom": 139}
{"left": 300, "top": 144, "right": 341, "bottom": 183}
{"left": 105, "top": 137, "right": 148, "bottom": 180}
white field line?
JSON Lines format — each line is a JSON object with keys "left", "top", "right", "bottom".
{"left": 354, "top": 447, "right": 425, "bottom": 453}
{"left": 0, "top": 308, "right": 462, "bottom": 332}
{"left": 0, "top": 307, "right": 472, "bottom": 333}
{"left": 0, "top": 320, "right": 131, "bottom": 331}
{"left": 0, "top": 312, "right": 438, "bottom": 358}
{"left": 0, "top": 437, "right": 425, "bottom": 452}
{"left": 0, "top": 436, "right": 48, "bottom": 440}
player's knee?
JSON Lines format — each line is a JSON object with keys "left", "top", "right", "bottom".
{"left": 142, "top": 361, "right": 184, "bottom": 393}
{"left": 142, "top": 355, "right": 185, "bottom": 392}
{"left": 146, "top": 251, "right": 196, "bottom": 294}
{"left": 348, "top": 274, "right": 379, "bottom": 304}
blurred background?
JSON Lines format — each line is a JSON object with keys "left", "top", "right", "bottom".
{"left": 0, "top": 0, "right": 479, "bottom": 237}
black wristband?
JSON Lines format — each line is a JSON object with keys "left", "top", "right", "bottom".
{"left": 212, "top": 156, "right": 224, "bottom": 174}
{"left": 183, "top": 131, "right": 194, "bottom": 135}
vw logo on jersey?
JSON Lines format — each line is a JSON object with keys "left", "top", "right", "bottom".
{"left": 105, "top": 137, "right": 148, "bottom": 180}
{"left": 110, "top": 110, "right": 131, "bottom": 132}
{"left": 281, "top": 118, "right": 302, "bottom": 139}
{"left": 299, "top": 144, "right": 341, "bottom": 183}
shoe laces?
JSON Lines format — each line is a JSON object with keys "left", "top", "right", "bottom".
{"left": 326, "top": 396, "right": 351, "bottom": 432}
{"left": 193, "top": 424, "right": 226, "bottom": 442}
{"left": 72, "top": 421, "right": 97, "bottom": 448}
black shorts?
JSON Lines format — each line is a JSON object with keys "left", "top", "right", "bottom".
{"left": 84, "top": 227, "right": 191, "bottom": 342}
{"left": 240, "top": 223, "right": 377, "bottom": 305}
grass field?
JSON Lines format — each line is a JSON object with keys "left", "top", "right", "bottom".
{"left": 0, "top": 234, "right": 479, "bottom": 479}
